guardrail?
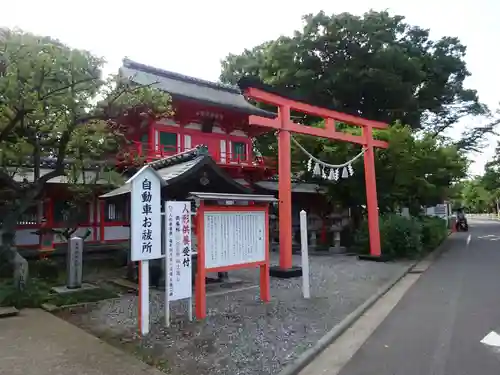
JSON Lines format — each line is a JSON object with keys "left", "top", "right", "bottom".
{"left": 467, "top": 213, "right": 500, "bottom": 220}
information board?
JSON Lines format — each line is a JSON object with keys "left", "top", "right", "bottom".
{"left": 435, "top": 204, "right": 448, "bottom": 218}
{"left": 165, "top": 201, "right": 192, "bottom": 301}
{"left": 203, "top": 211, "right": 266, "bottom": 269}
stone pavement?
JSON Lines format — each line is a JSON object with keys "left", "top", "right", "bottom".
{"left": 0, "top": 308, "right": 163, "bottom": 375}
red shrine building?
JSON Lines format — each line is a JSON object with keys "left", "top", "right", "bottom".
{"left": 13, "top": 59, "right": 348, "bottom": 254}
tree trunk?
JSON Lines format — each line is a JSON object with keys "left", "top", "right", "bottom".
{"left": 0, "top": 221, "right": 28, "bottom": 290}
{"left": 0, "top": 195, "right": 38, "bottom": 290}
{"left": 13, "top": 251, "right": 28, "bottom": 290}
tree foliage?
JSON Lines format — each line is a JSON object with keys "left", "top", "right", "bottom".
{"left": 220, "top": 9, "right": 489, "bottom": 217}
{"left": 221, "top": 10, "right": 488, "bottom": 135}
{"left": 289, "top": 124, "right": 467, "bottom": 214}
{"left": 459, "top": 141, "right": 500, "bottom": 213}
{"left": 0, "top": 28, "right": 171, "bottom": 288}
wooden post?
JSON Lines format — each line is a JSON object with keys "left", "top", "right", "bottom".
{"left": 363, "top": 125, "right": 382, "bottom": 257}
{"left": 260, "top": 206, "right": 271, "bottom": 302}
{"left": 300, "top": 210, "right": 310, "bottom": 298}
{"left": 278, "top": 105, "right": 293, "bottom": 269}
{"left": 195, "top": 201, "right": 206, "bottom": 319}
{"left": 99, "top": 200, "right": 105, "bottom": 242}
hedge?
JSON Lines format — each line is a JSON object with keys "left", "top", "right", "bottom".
{"left": 353, "top": 214, "right": 448, "bottom": 259}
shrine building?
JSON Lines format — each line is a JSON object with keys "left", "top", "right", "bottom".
{"left": 13, "top": 59, "right": 349, "bottom": 255}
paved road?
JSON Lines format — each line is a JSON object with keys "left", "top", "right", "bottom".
{"left": 339, "top": 219, "right": 500, "bottom": 375}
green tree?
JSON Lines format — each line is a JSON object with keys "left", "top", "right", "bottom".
{"left": 221, "top": 10, "right": 492, "bottom": 142}
{"left": 475, "top": 140, "right": 500, "bottom": 212}
{"left": 460, "top": 178, "right": 493, "bottom": 213}
{"left": 0, "top": 28, "right": 171, "bottom": 289}
{"left": 289, "top": 124, "right": 467, "bottom": 215}
{"left": 220, "top": 9, "right": 485, "bottom": 220}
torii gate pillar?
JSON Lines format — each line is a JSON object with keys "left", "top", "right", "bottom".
{"left": 244, "top": 85, "right": 388, "bottom": 277}
{"left": 276, "top": 112, "right": 296, "bottom": 274}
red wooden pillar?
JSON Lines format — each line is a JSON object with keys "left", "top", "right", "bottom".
{"left": 40, "top": 197, "right": 55, "bottom": 252}
{"left": 46, "top": 197, "right": 54, "bottom": 228}
{"left": 277, "top": 105, "right": 293, "bottom": 270}
{"left": 320, "top": 221, "right": 327, "bottom": 245}
{"left": 195, "top": 201, "right": 206, "bottom": 319}
{"left": 99, "top": 200, "right": 105, "bottom": 242}
{"left": 260, "top": 205, "right": 271, "bottom": 301}
{"left": 179, "top": 124, "right": 185, "bottom": 153}
{"left": 363, "top": 125, "right": 382, "bottom": 257}
{"left": 148, "top": 120, "right": 156, "bottom": 160}
{"left": 93, "top": 198, "right": 98, "bottom": 241}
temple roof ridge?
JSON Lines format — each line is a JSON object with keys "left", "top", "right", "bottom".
{"left": 123, "top": 58, "right": 241, "bottom": 94}
{"left": 120, "top": 58, "right": 276, "bottom": 119}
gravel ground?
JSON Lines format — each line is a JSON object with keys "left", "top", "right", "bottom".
{"left": 61, "top": 253, "right": 412, "bottom": 375}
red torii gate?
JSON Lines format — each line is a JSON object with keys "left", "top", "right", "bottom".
{"left": 243, "top": 85, "right": 389, "bottom": 275}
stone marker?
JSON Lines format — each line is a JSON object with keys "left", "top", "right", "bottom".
{"left": 67, "top": 237, "right": 83, "bottom": 289}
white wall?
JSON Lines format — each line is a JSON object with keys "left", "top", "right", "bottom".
{"left": 15, "top": 229, "right": 39, "bottom": 246}
{"left": 104, "top": 226, "right": 130, "bottom": 241}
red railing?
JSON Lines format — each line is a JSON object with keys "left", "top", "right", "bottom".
{"left": 118, "top": 141, "right": 277, "bottom": 169}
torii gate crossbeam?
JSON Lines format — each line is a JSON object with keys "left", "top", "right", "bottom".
{"left": 244, "top": 86, "right": 388, "bottom": 275}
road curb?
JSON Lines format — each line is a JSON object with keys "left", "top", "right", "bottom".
{"left": 278, "top": 236, "right": 453, "bottom": 375}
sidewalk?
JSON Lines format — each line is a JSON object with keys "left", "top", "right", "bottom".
{"left": 0, "top": 309, "right": 164, "bottom": 375}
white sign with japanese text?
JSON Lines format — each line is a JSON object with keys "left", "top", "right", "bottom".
{"left": 165, "top": 201, "right": 192, "bottom": 301}
{"left": 130, "top": 167, "right": 162, "bottom": 262}
{"left": 435, "top": 204, "right": 448, "bottom": 219}
{"left": 204, "top": 211, "right": 266, "bottom": 269}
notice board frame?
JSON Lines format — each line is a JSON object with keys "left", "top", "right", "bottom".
{"left": 191, "top": 193, "right": 275, "bottom": 320}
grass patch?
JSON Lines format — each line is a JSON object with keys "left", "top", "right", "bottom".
{"left": 0, "top": 278, "right": 119, "bottom": 309}
{"left": 133, "top": 350, "right": 169, "bottom": 372}
{"left": 46, "top": 288, "right": 118, "bottom": 307}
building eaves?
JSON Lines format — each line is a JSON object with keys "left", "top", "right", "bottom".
{"left": 120, "top": 58, "right": 276, "bottom": 119}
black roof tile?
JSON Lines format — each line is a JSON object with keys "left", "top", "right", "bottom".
{"left": 120, "top": 59, "right": 276, "bottom": 119}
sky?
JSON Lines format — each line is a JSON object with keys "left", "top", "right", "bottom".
{"left": 1, "top": 0, "right": 498, "bottom": 176}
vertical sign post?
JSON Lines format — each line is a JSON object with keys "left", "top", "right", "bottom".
{"left": 299, "top": 210, "right": 310, "bottom": 299}
{"left": 165, "top": 201, "right": 193, "bottom": 327}
{"left": 129, "top": 166, "right": 164, "bottom": 336}
{"left": 67, "top": 236, "right": 83, "bottom": 289}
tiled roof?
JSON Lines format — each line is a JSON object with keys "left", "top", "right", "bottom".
{"left": 100, "top": 146, "right": 249, "bottom": 198}
{"left": 254, "top": 180, "right": 326, "bottom": 194}
{"left": 147, "top": 145, "right": 209, "bottom": 170}
{"left": 120, "top": 59, "right": 276, "bottom": 119}
{"left": 11, "top": 168, "right": 113, "bottom": 185}
{"left": 188, "top": 192, "right": 277, "bottom": 203}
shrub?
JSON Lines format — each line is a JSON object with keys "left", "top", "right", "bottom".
{"left": 33, "top": 258, "right": 60, "bottom": 283}
{"left": 46, "top": 288, "right": 118, "bottom": 307}
{"left": 419, "top": 216, "right": 448, "bottom": 250}
{"left": 0, "top": 252, "right": 13, "bottom": 279}
{"left": 353, "top": 214, "right": 423, "bottom": 259}
{"left": 0, "top": 279, "right": 50, "bottom": 308}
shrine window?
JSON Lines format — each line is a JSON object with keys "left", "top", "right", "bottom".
{"left": 232, "top": 142, "right": 247, "bottom": 161}
{"left": 159, "top": 131, "right": 177, "bottom": 153}
{"left": 105, "top": 200, "right": 127, "bottom": 222}
{"left": 17, "top": 204, "right": 38, "bottom": 226}
{"left": 53, "top": 200, "right": 90, "bottom": 225}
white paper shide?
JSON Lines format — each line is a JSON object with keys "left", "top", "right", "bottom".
{"left": 203, "top": 211, "right": 266, "bottom": 269}
{"left": 130, "top": 168, "right": 162, "bottom": 261}
{"left": 166, "top": 201, "right": 192, "bottom": 301}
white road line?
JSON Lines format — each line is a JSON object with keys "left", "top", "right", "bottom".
{"left": 481, "top": 331, "right": 500, "bottom": 347}
{"left": 466, "top": 234, "right": 472, "bottom": 247}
